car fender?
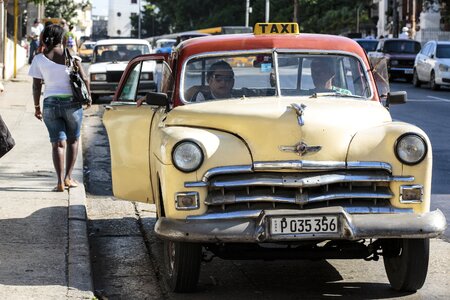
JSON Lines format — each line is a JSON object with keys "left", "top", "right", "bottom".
{"left": 347, "top": 121, "right": 432, "bottom": 213}
{"left": 150, "top": 126, "right": 252, "bottom": 219}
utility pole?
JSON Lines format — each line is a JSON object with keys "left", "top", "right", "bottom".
{"left": 393, "top": 0, "right": 399, "bottom": 37}
{"left": 293, "top": 0, "right": 298, "bottom": 23}
{"left": 138, "top": 0, "right": 142, "bottom": 39}
{"left": 265, "top": 0, "right": 270, "bottom": 22}
{"left": 411, "top": 0, "right": 416, "bottom": 39}
{"left": 14, "top": 0, "right": 18, "bottom": 78}
{"left": 245, "top": 0, "right": 250, "bottom": 27}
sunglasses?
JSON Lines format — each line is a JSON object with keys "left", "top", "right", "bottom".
{"left": 212, "top": 74, "right": 234, "bottom": 83}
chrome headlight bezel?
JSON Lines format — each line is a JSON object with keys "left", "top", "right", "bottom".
{"left": 172, "top": 140, "right": 204, "bottom": 173}
{"left": 394, "top": 133, "right": 427, "bottom": 165}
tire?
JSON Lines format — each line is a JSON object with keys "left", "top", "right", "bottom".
{"left": 163, "top": 240, "right": 202, "bottom": 292}
{"left": 412, "top": 70, "right": 421, "bottom": 87}
{"left": 383, "top": 239, "right": 429, "bottom": 292}
{"left": 430, "top": 71, "right": 440, "bottom": 90}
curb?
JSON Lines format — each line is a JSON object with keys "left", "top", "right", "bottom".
{"left": 67, "top": 139, "right": 94, "bottom": 299}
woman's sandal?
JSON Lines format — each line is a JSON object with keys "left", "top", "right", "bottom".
{"left": 64, "top": 178, "right": 79, "bottom": 188}
{"left": 52, "top": 184, "right": 65, "bottom": 192}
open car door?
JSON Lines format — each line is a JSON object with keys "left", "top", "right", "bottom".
{"left": 103, "top": 54, "right": 170, "bottom": 203}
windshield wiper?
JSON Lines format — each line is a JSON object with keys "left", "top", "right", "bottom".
{"left": 310, "top": 92, "right": 365, "bottom": 99}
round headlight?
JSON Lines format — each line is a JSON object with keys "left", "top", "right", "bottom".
{"left": 395, "top": 133, "right": 427, "bottom": 165}
{"left": 172, "top": 141, "right": 204, "bottom": 172}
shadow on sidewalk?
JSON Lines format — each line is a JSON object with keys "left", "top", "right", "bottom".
{"left": 0, "top": 205, "right": 91, "bottom": 293}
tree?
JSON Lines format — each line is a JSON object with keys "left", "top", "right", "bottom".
{"left": 27, "top": 0, "right": 91, "bottom": 25}
{"left": 133, "top": 0, "right": 374, "bottom": 36}
{"left": 130, "top": 4, "right": 172, "bottom": 38}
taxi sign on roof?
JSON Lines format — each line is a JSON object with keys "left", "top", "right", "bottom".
{"left": 254, "top": 23, "right": 299, "bottom": 35}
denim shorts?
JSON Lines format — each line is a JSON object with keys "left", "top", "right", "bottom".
{"left": 43, "top": 96, "right": 83, "bottom": 143}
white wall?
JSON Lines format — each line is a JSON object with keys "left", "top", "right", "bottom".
{"left": 3, "top": 38, "right": 27, "bottom": 80}
{"left": 108, "top": 0, "right": 143, "bottom": 37}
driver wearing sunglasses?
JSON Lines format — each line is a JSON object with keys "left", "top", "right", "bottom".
{"left": 191, "top": 60, "right": 235, "bottom": 102}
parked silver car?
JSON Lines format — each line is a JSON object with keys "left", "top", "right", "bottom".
{"left": 413, "top": 40, "right": 450, "bottom": 90}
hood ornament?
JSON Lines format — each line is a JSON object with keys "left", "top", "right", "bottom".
{"left": 279, "top": 141, "right": 322, "bottom": 156}
{"left": 289, "top": 103, "right": 307, "bottom": 126}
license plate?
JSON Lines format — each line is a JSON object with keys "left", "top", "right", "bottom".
{"left": 270, "top": 215, "right": 338, "bottom": 235}
{"left": 405, "top": 69, "right": 413, "bottom": 74}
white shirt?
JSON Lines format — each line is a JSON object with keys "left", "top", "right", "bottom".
{"left": 30, "top": 25, "right": 42, "bottom": 39}
{"left": 28, "top": 53, "right": 73, "bottom": 99}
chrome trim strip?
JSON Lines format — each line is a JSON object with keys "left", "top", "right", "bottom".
{"left": 346, "top": 161, "right": 393, "bottom": 173}
{"left": 253, "top": 160, "right": 346, "bottom": 170}
{"left": 205, "top": 188, "right": 393, "bottom": 206}
{"left": 185, "top": 161, "right": 397, "bottom": 187}
{"left": 202, "top": 165, "right": 253, "bottom": 181}
{"left": 254, "top": 161, "right": 393, "bottom": 172}
{"left": 186, "top": 207, "right": 414, "bottom": 221}
{"left": 208, "top": 173, "right": 413, "bottom": 188}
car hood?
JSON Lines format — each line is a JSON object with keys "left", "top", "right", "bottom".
{"left": 88, "top": 62, "right": 129, "bottom": 73}
{"left": 165, "top": 97, "right": 392, "bottom": 162}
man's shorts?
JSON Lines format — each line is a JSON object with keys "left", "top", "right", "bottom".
{"left": 42, "top": 96, "right": 83, "bottom": 143}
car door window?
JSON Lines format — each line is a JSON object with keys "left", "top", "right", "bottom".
{"left": 436, "top": 44, "right": 450, "bottom": 58}
{"left": 118, "top": 62, "right": 142, "bottom": 102}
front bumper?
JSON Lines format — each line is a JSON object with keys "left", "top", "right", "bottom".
{"left": 155, "top": 207, "right": 447, "bottom": 243}
{"left": 389, "top": 67, "right": 414, "bottom": 78}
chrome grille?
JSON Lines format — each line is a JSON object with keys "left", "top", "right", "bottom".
{"left": 106, "top": 71, "right": 124, "bottom": 82}
{"left": 185, "top": 161, "right": 414, "bottom": 211}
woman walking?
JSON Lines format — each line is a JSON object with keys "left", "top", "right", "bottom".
{"left": 28, "top": 24, "right": 91, "bottom": 192}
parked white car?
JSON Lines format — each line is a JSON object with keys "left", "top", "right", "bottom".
{"left": 413, "top": 40, "right": 450, "bottom": 90}
{"left": 88, "top": 39, "right": 155, "bottom": 102}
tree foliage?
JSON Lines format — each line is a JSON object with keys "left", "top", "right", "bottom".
{"left": 134, "top": 0, "right": 375, "bottom": 37}
{"left": 27, "top": 0, "right": 91, "bottom": 25}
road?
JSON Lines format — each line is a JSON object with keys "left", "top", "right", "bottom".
{"left": 82, "top": 81, "right": 450, "bottom": 299}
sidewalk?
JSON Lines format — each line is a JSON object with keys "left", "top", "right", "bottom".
{"left": 0, "top": 66, "right": 93, "bottom": 299}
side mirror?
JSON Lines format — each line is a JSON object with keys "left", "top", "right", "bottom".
{"left": 146, "top": 92, "right": 169, "bottom": 110}
{"left": 430, "top": 53, "right": 435, "bottom": 59}
{"left": 386, "top": 91, "right": 407, "bottom": 107}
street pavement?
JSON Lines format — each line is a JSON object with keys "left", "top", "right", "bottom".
{"left": 0, "top": 66, "right": 93, "bottom": 299}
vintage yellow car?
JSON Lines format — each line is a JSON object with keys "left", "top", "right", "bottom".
{"left": 103, "top": 23, "right": 447, "bottom": 293}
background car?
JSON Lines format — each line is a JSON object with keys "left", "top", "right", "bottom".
{"left": 368, "top": 38, "right": 421, "bottom": 82}
{"left": 154, "top": 38, "right": 176, "bottom": 54}
{"left": 88, "top": 38, "right": 155, "bottom": 103}
{"left": 413, "top": 40, "right": 450, "bottom": 90}
{"left": 353, "top": 38, "right": 379, "bottom": 53}
{"left": 78, "top": 41, "right": 95, "bottom": 62}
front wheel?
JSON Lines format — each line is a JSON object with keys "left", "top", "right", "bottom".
{"left": 383, "top": 239, "right": 429, "bottom": 292}
{"left": 163, "top": 240, "right": 202, "bottom": 292}
{"left": 430, "top": 71, "right": 440, "bottom": 90}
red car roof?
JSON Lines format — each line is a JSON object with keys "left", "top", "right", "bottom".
{"left": 177, "top": 33, "right": 369, "bottom": 65}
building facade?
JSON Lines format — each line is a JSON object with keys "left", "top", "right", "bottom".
{"left": 107, "top": 0, "right": 144, "bottom": 38}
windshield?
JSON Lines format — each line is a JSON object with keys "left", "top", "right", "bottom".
{"left": 93, "top": 44, "right": 150, "bottom": 63}
{"left": 182, "top": 52, "right": 371, "bottom": 102}
{"left": 357, "top": 40, "right": 378, "bottom": 52}
{"left": 384, "top": 41, "right": 421, "bottom": 54}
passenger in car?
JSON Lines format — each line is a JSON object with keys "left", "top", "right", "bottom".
{"left": 190, "top": 60, "right": 235, "bottom": 101}
{"left": 309, "top": 58, "right": 352, "bottom": 95}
